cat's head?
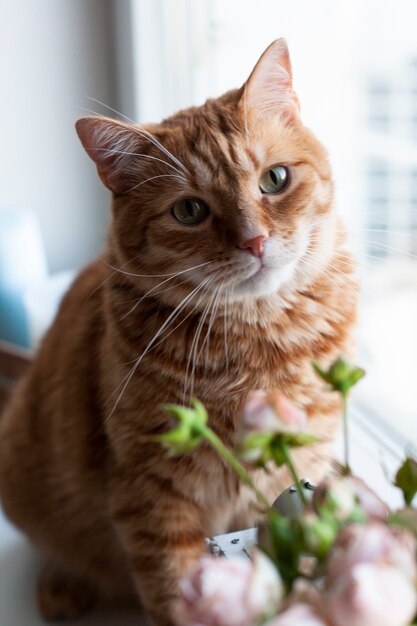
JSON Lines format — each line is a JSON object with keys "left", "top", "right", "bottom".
{"left": 76, "top": 39, "right": 336, "bottom": 304}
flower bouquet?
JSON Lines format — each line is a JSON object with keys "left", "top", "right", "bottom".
{"left": 156, "top": 358, "right": 417, "bottom": 626}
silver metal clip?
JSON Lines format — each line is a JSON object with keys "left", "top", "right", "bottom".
{"left": 206, "top": 480, "right": 315, "bottom": 559}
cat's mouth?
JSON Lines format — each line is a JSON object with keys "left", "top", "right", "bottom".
{"left": 231, "top": 260, "right": 297, "bottom": 298}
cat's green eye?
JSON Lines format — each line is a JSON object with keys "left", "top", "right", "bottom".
{"left": 171, "top": 199, "right": 210, "bottom": 225}
{"left": 259, "top": 165, "right": 289, "bottom": 194}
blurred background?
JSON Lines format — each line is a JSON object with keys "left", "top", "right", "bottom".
{"left": 1, "top": 0, "right": 416, "bottom": 450}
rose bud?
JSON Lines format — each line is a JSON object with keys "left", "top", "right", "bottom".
{"left": 326, "top": 562, "right": 417, "bottom": 626}
{"left": 265, "top": 603, "right": 330, "bottom": 626}
{"left": 176, "top": 549, "right": 283, "bottom": 626}
{"left": 326, "top": 522, "right": 417, "bottom": 585}
{"left": 238, "top": 390, "right": 307, "bottom": 438}
{"left": 236, "top": 391, "right": 318, "bottom": 467}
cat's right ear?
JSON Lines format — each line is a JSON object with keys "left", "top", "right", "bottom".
{"left": 75, "top": 116, "right": 140, "bottom": 194}
{"left": 241, "top": 38, "right": 300, "bottom": 124}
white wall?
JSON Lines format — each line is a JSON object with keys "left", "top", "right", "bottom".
{"left": 0, "top": 0, "right": 116, "bottom": 274}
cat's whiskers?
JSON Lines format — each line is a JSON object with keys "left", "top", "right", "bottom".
{"left": 135, "top": 275, "right": 218, "bottom": 371}
{"left": 328, "top": 226, "right": 417, "bottom": 260}
{"left": 308, "top": 216, "right": 338, "bottom": 229}
{"left": 361, "top": 240, "right": 417, "bottom": 260}
{"left": 106, "top": 259, "right": 212, "bottom": 279}
{"left": 106, "top": 274, "right": 216, "bottom": 420}
{"left": 325, "top": 263, "right": 361, "bottom": 292}
{"left": 132, "top": 127, "right": 190, "bottom": 176}
{"left": 119, "top": 261, "right": 213, "bottom": 319}
{"left": 84, "top": 96, "right": 190, "bottom": 175}
{"left": 190, "top": 281, "right": 224, "bottom": 398}
{"left": 305, "top": 230, "right": 382, "bottom": 272}
{"left": 89, "top": 257, "right": 210, "bottom": 305}
{"left": 303, "top": 262, "right": 348, "bottom": 295}
{"left": 76, "top": 105, "right": 126, "bottom": 120}
{"left": 125, "top": 173, "right": 185, "bottom": 195}
{"left": 119, "top": 278, "right": 189, "bottom": 310}
{"left": 94, "top": 148, "right": 186, "bottom": 179}
{"left": 84, "top": 97, "right": 135, "bottom": 123}
{"left": 319, "top": 222, "right": 417, "bottom": 247}
{"left": 183, "top": 282, "right": 219, "bottom": 402}
{"left": 85, "top": 254, "right": 143, "bottom": 302}
{"left": 333, "top": 253, "right": 380, "bottom": 272}
{"left": 320, "top": 267, "right": 360, "bottom": 295}
{"left": 300, "top": 251, "right": 360, "bottom": 295}
{"left": 223, "top": 287, "right": 231, "bottom": 375}
{"left": 202, "top": 283, "right": 224, "bottom": 373}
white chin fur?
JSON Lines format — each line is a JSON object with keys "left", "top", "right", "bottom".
{"left": 232, "top": 262, "right": 296, "bottom": 299}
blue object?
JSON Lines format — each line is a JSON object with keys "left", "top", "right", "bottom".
{"left": 0, "top": 209, "right": 47, "bottom": 347}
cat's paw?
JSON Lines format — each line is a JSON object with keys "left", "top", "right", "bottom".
{"left": 37, "top": 561, "right": 95, "bottom": 620}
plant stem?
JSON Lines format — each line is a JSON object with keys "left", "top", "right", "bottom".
{"left": 281, "top": 442, "right": 307, "bottom": 505}
{"left": 342, "top": 392, "right": 351, "bottom": 475}
{"left": 202, "top": 426, "right": 270, "bottom": 510}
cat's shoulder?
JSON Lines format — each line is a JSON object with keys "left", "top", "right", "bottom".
{"left": 53, "top": 257, "right": 107, "bottom": 327}
{"left": 63, "top": 258, "right": 106, "bottom": 302}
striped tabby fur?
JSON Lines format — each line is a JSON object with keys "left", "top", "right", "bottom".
{"left": 0, "top": 40, "right": 357, "bottom": 625}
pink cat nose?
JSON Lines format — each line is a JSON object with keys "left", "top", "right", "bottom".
{"left": 240, "top": 235, "right": 267, "bottom": 258}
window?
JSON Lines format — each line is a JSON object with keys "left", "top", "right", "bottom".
{"left": 368, "top": 82, "right": 391, "bottom": 133}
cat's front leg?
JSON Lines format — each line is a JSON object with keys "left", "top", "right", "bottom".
{"left": 109, "top": 467, "right": 206, "bottom": 626}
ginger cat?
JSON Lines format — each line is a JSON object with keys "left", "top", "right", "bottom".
{"left": 0, "top": 40, "right": 357, "bottom": 625}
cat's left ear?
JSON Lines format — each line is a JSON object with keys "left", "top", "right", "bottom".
{"left": 241, "top": 38, "right": 300, "bottom": 123}
{"left": 75, "top": 116, "right": 143, "bottom": 194}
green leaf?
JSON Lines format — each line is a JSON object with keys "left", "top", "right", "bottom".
{"left": 312, "top": 361, "right": 332, "bottom": 383}
{"left": 239, "top": 431, "right": 320, "bottom": 469}
{"left": 282, "top": 432, "right": 321, "bottom": 448}
{"left": 152, "top": 425, "right": 202, "bottom": 455}
{"left": 155, "top": 398, "right": 208, "bottom": 455}
{"left": 388, "top": 508, "right": 417, "bottom": 537}
{"left": 189, "top": 397, "right": 209, "bottom": 425}
{"left": 239, "top": 434, "right": 276, "bottom": 467}
{"left": 266, "top": 513, "right": 300, "bottom": 585}
{"left": 163, "top": 397, "right": 208, "bottom": 431}
{"left": 348, "top": 367, "right": 366, "bottom": 387}
{"left": 394, "top": 457, "right": 417, "bottom": 507}
{"left": 329, "top": 357, "right": 352, "bottom": 383}
{"left": 270, "top": 437, "right": 287, "bottom": 467}
{"left": 299, "top": 516, "right": 338, "bottom": 560}
{"left": 266, "top": 435, "right": 319, "bottom": 467}
{"left": 312, "top": 356, "right": 366, "bottom": 395}
{"left": 240, "top": 432, "right": 275, "bottom": 451}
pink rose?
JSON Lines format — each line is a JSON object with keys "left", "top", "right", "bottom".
{"left": 236, "top": 391, "right": 310, "bottom": 464}
{"left": 326, "top": 562, "right": 417, "bottom": 626}
{"left": 324, "top": 522, "right": 417, "bottom": 626}
{"left": 326, "top": 522, "right": 417, "bottom": 584}
{"left": 176, "top": 550, "right": 283, "bottom": 626}
{"left": 265, "top": 603, "right": 330, "bottom": 626}
{"left": 238, "top": 390, "right": 307, "bottom": 437}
